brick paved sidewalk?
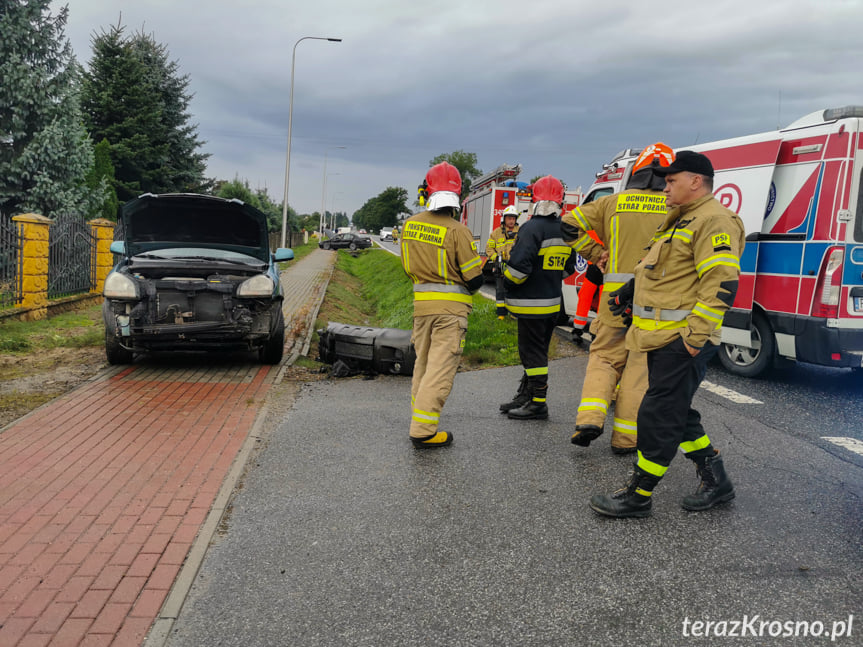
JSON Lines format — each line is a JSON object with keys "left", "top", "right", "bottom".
{"left": 0, "top": 249, "right": 335, "bottom": 647}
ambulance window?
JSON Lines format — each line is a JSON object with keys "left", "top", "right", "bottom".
{"left": 583, "top": 188, "right": 613, "bottom": 205}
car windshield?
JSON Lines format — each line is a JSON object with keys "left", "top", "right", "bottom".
{"left": 133, "top": 247, "right": 261, "bottom": 264}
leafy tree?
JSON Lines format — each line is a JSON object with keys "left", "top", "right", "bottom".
{"left": 352, "top": 187, "right": 409, "bottom": 233}
{"left": 298, "top": 212, "right": 322, "bottom": 232}
{"left": 331, "top": 212, "right": 349, "bottom": 229}
{"left": 0, "top": 0, "right": 106, "bottom": 217}
{"left": 216, "top": 176, "right": 260, "bottom": 207}
{"left": 254, "top": 187, "right": 290, "bottom": 233}
{"left": 81, "top": 23, "right": 210, "bottom": 203}
{"left": 216, "top": 178, "right": 299, "bottom": 234}
{"left": 428, "top": 151, "right": 482, "bottom": 202}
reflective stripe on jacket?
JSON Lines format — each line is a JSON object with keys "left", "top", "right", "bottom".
{"left": 504, "top": 214, "right": 578, "bottom": 319}
{"left": 485, "top": 224, "right": 519, "bottom": 262}
{"left": 561, "top": 189, "right": 668, "bottom": 328}
{"left": 626, "top": 194, "right": 745, "bottom": 352}
{"left": 400, "top": 210, "right": 483, "bottom": 318}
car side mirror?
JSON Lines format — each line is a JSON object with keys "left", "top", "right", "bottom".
{"left": 273, "top": 248, "right": 294, "bottom": 262}
{"left": 109, "top": 241, "right": 125, "bottom": 255}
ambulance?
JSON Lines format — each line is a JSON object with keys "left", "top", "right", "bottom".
{"left": 576, "top": 106, "right": 863, "bottom": 377}
{"left": 461, "top": 163, "right": 583, "bottom": 279}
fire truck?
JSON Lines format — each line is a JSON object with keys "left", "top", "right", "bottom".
{"left": 460, "top": 163, "right": 584, "bottom": 280}
{"left": 577, "top": 106, "right": 863, "bottom": 377}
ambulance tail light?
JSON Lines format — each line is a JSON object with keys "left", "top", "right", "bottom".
{"left": 811, "top": 247, "right": 844, "bottom": 318}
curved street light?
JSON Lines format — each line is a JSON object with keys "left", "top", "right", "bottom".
{"left": 280, "top": 36, "right": 342, "bottom": 248}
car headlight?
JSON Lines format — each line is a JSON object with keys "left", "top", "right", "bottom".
{"left": 103, "top": 272, "right": 139, "bottom": 299}
{"left": 236, "top": 274, "right": 275, "bottom": 297}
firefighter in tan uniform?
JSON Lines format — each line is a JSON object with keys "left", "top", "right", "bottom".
{"left": 590, "top": 151, "right": 745, "bottom": 518}
{"left": 561, "top": 143, "right": 674, "bottom": 453}
{"left": 486, "top": 205, "right": 520, "bottom": 318}
{"left": 401, "top": 161, "right": 484, "bottom": 448}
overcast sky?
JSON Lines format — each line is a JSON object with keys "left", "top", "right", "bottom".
{"left": 52, "top": 0, "right": 863, "bottom": 219}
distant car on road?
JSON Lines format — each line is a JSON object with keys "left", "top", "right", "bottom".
{"left": 319, "top": 232, "right": 372, "bottom": 251}
{"left": 102, "top": 193, "right": 294, "bottom": 366}
{"left": 380, "top": 227, "right": 394, "bottom": 242}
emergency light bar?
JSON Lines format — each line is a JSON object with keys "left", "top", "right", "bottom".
{"left": 823, "top": 106, "right": 863, "bottom": 121}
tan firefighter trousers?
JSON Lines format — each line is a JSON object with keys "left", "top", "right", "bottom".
{"left": 410, "top": 314, "right": 468, "bottom": 439}
{"left": 575, "top": 318, "right": 647, "bottom": 450}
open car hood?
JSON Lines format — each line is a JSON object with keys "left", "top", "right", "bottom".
{"left": 120, "top": 193, "right": 271, "bottom": 262}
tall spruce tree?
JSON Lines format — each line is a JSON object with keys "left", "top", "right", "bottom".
{"left": 85, "top": 138, "right": 119, "bottom": 220}
{"left": 81, "top": 24, "right": 210, "bottom": 203}
{"left": 0, "top": 0, "right": 106, "bottom": 217}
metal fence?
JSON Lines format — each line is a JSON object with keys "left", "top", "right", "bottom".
{"left": 0, "top": 215, "right": 21, "bottom": 310}
{"left": 48, "top": 214, "right": 95, "bottom": 299}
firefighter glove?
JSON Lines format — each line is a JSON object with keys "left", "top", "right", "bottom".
{"left": 608, "top": 279, "right": 634, "bottom": 325}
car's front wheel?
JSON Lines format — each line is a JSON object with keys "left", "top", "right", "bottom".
{"left": 349, "top": 242, "right": 357, "bottom": 251}
{"left": 322, "top": 242, "right": 331, "bottom": 250}
{"left": 105, "top": 329, "right": 134, "bottom": 365}
{"left": 259, "top": 310, "right": 285, "bottom": 364}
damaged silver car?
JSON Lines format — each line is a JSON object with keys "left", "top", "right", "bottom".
{"left": 102, "top": 193, "right": 294, "bottom": 365}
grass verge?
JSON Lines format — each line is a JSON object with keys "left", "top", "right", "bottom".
{"left": 313, "top": 248, "right": 532, "bottom": 369}
{"left": 0, "top": 305, "right": 104, "bottom": 355}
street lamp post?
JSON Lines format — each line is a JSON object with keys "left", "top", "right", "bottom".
{"left": 280, "top": 36, "right": 342, "bottom": 248}
{"left": 330, "top": 191, "right": 344, "bottom": 230}
{"left": 321, "top": 172, "right": 341, "bottom": 232}
{"left": 319, "top": 147, "right": 345, "bottom": 237}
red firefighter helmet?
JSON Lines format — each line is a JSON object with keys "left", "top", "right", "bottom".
{"left": 425, "top": 161, "right": 462, "bottom": 196}
{"left": 531, "top": 175, "right": 564, "bottom": 203}
{"left": 632, "top": 142, "right": 675, "bottom": 174}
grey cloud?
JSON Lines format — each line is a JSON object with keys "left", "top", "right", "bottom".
{"left": 51, "top": 0, "right": 863, "bottom": 216}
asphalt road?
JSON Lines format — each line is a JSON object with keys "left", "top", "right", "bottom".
{"left": 161, "top": 355, "right": 863, "bottom": 647}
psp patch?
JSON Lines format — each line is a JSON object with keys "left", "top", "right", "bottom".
{"left": 712, "top": 233, "right": 732, "bottom": 251}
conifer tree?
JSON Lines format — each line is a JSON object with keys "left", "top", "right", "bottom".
{"left": 81, "top": 23, "right": 210, "bottom": 203}
{"left": 0, "top": 1, "right": 105, "bottom": 217}
{"left": 85, "top": 138, "right": 119, "bottom": 220}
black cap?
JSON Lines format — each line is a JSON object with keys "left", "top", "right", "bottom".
{"left": 653, "top": 150, "right": 714, "bottom": 177}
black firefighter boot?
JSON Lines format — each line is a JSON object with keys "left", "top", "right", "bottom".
{"left": 589, "top": 467, "right": 659, "bottom": 519}
{"left": 507, "top": 384, "right": 549, "bottom": 420}
{"left": 499, "top": 374, "right": 530, "bottom": 413}
{"left": 571, "top": 424, "right": 603, "bottom": 447}
{"left": 681, "top": 449, "right": 735, "bottom": 511}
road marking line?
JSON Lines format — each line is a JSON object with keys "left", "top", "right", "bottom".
{"left": 823, "top": 437, "right": 863, "bottom": 456}
{"left": 700, "top": 380, "right": 763, "bottom": 404}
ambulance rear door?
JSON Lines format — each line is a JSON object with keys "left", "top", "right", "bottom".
{"left": 843, "top": 122, "right": 863, "bottom": 325}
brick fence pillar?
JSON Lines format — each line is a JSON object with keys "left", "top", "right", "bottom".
{"left": 89, "top": 218, "right": 116, "bottom": 294}
{"left": 12, "top": 213, "right": 52, "bottom": 321}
